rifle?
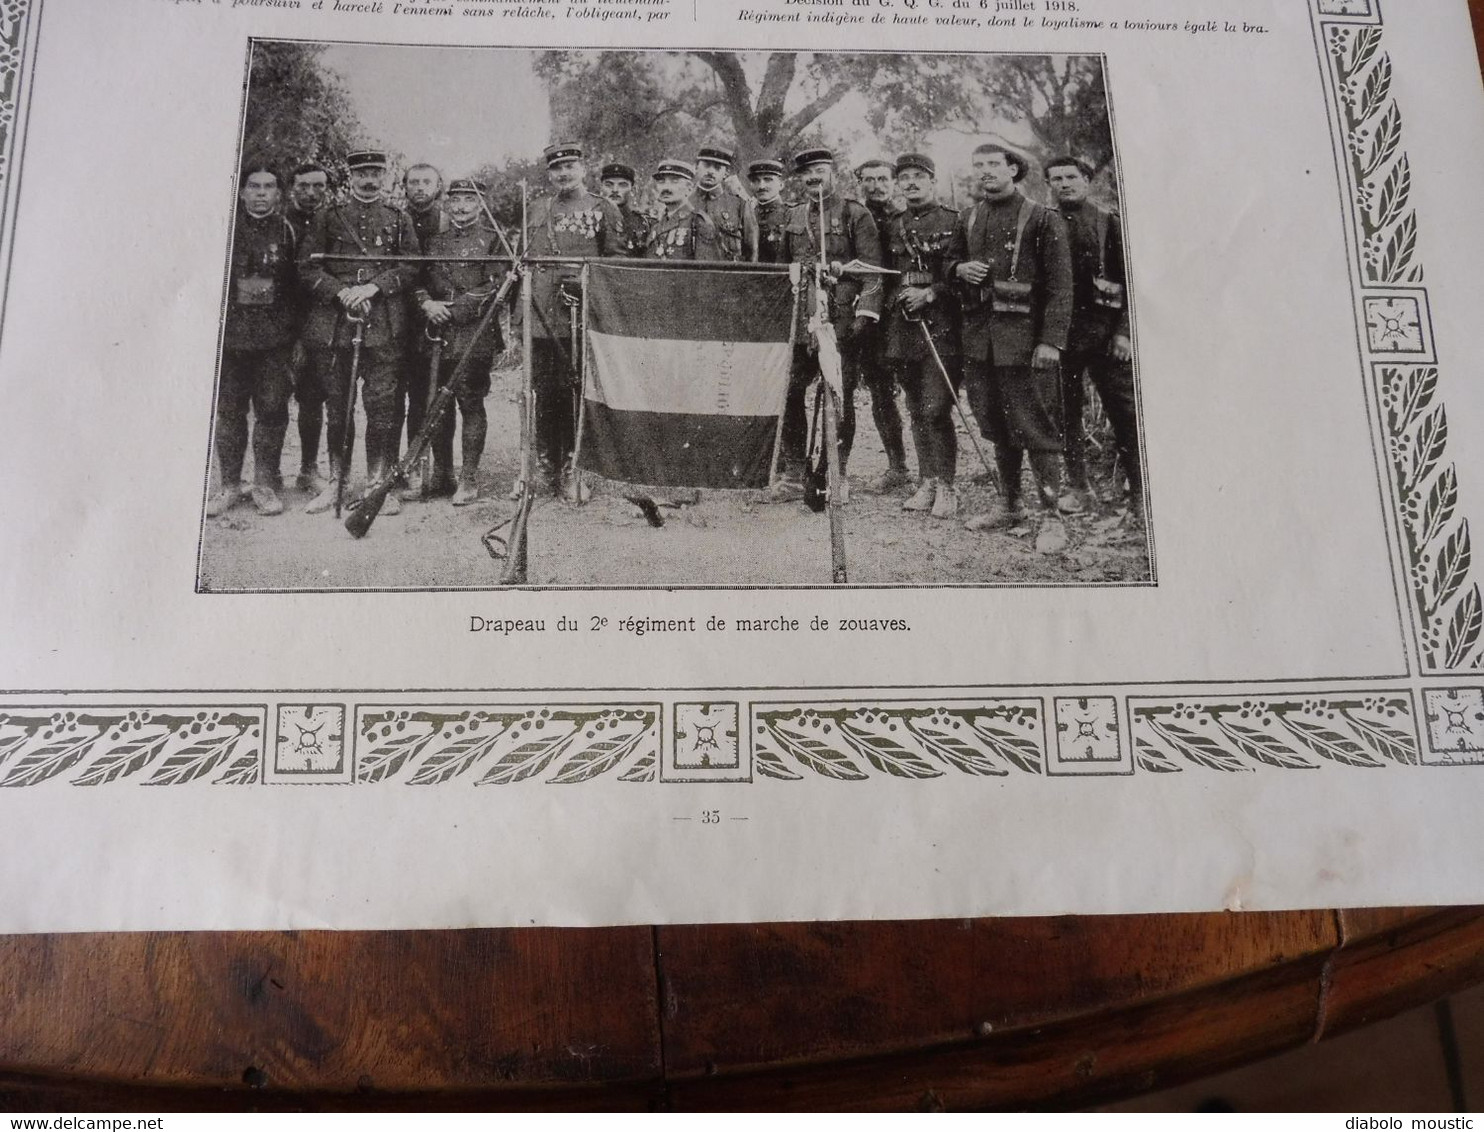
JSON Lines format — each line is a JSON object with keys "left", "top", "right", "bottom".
{"left": 335, "top": 311, "right": 366, "bottom": 519}
{"left": 344, "top": 270, "right": 517, "bottom": 538}
{"left": 484, "top": 180, "right": 536, "bottom": 585}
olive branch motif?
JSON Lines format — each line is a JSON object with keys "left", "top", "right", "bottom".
{"left": 1131, "top": 696, "right": 1418, "bottom": 774}
{"left": 0, "top": 709, "right": 263, "bottom": 787}
{"left": 355, "top": 706, "right": 658, "bottom": 785}
{"left": 1323, "top": 14, "right": 1483, "bottom": 672}
{"left": 753, "top": 703, "right": 1043, "bottom": 781}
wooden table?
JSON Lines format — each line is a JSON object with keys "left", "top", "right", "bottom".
{"left": 2, "top": 910, "right": 1484, "bottom": 1111}
{"left": 6, "top": 1, "right": 1484, "bottom": 1115}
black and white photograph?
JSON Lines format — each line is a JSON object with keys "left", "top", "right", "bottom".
{"left": 197, "top": 42, "right": 1152, "bottom": 591}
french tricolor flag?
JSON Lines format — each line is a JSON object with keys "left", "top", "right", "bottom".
{"left": 578, "top": 263, "right": 800, "bottom": 490}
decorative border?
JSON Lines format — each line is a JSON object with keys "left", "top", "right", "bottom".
{"left": 0, "top": 3, "right": 1480, "bottom": 797}
{"left": 0, "top": 707, "right": 265, "bottom": 788}
{"left": 352, "top": 703, "right": 659, "bottom": 785}
{"left": 1314, "top": 0, "right": 1484, "bottom": 673}
{"left": 2, "top": 684, "right": 1482, "bottom": 786}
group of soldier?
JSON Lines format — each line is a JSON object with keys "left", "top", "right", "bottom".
{"left": 211, "top": 137, "right": 1143, "bottom": 552}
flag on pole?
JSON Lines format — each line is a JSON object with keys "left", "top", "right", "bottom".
{"left": 578, "top": 262, "right": 798, "bottom": 490}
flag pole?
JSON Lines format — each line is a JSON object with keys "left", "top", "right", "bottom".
{"left": 570, "top": 261, "right": 591, "bottom": 504}
{"left": 817, "top": 191, "right": 848, "bottom": 585}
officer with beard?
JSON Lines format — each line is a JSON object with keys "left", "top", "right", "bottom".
{"left": 952, "top": 142, "right": 1073, "bottom": 552}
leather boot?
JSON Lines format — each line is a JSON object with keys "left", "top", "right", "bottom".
{"left": 903, "top": 478, "right": 936, "bottom": 512}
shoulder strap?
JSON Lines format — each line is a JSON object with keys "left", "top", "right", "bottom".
{"left": 1094, "top": 208, "right": 1109, "bottom": 276}
{"left": 333, "top": 207, "right": 372, "bottom": 257}
{"left": 1009, "top": 198, "right": 1035, "bottom": 279}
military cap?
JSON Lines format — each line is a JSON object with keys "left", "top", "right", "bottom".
{"left": 972, "top": 141, "right": 1029, "bottom": 181}
{"left": 747, "top": 158, "right": 785, "bottom": 179}
{"left": 854, "top": 157, "right": 893, "bottom": 177}
{"left": 599, "top": 162, "right": 637, "bottom": 184}
{"left": 792, "top": 147, "right": 835, "bottom": 173}
{"left": 894, "top": 152, "right": 936, "bottom": 177}
{"left": 652, "top": 159, "right": 696, "bottom": 182}
{"left": 543, "top": 142, "right": 584, "bottom": 167}
{"left": 345, "top": 149, "right": 388, "bottom": 170}
{"left": 695, "top": 144, "right": 736, "bottom": 167}
{"left": 446, "top": 178, "right": 488, "bottom": 196}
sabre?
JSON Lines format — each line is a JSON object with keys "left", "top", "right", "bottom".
{"left": 905, "top": 308, "right": 998, "bottom": 493}
{"left": 335, "top": 311, "right": 366, "bottom": 519}
{"left": 415, "top": 325, "right": 445, "bottom": 498}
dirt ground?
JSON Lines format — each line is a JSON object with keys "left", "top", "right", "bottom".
{"left": 197, "top": 364, "right": 1154, "bottom": 591}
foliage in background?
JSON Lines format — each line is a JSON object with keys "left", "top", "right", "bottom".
{"left": 240, "top": 42, "right": 371, "bottom": 185}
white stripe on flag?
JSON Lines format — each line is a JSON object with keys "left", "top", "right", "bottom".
{"left": 587, "top": 331, "right": 792, "bottom": 417}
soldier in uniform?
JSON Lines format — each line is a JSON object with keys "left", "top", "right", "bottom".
{"left": 952, "top": 142, "right": 1074, "bottom": 552}
{"left": 402, "top": 163, "right": 446, "bottom": 249}
{"left": 882, "top": 153, "right": 962, "bottom": 520}
{"left": 748, "top": 158, "right": 790, "bottom": 264}
{"left": 852, "top": 157, "right": 910, "bottom": 493}
{"left": 286, "top": 162, "right": 330, "bottom": 495}
{"left": 297, "top": 149, "right": 418, "bottom": 516}
{"left": 770, "top": 147, "right": 884, "bottom": 502}
{"left": 600, "top": 162, "right": 651, "bottom": 257}
{"left": 414, "top": 178, "right": 505, "bottom": 507}
{"left": 525, "top": 142, "right": 625, "bottom": 500}
{"left": 643, "top": 161, "right": 721, "bottom": 260}
{"left": 208, "top": 165, "right": 298, "bottom": 518}
{"left": 1043, "top": 155, "right": 1143, "bottom": 522}
{"left": 692, "top": 144, "right": 758, "bottom": 263}
{"left": 397, "top": 163, "right": 447, "bottom": 495}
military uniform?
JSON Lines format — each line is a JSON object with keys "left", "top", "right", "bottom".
{"left": 213, "top": 205, "right": 298, "bottom": 512}
{"left": 1058, "top": 198, "right": 1141, "bottom": 512}
{"left": 400, "top": 197, "right": 448, "bottom": 486}
{"left": 416, "top": 181, "right": 506, "bottom": 504}
{"left": 859, "top": 192, "right": 910, "bottom": 486}
{"left": 297, "top": 153, "right": 419, "bottom": 505}
{"left": 284, "top": 200, "right": 326, "bottom": 489}
{"left": 525, "top": 144, "right": 625, "bottom": 486}
{"left": 884, "top": 189, "right": 961, "bottom": 493}
{"left": 643, "top": 199, "right": 720, "bottom": 260}
{"left": 953, "top": 179, "right": 1073, "bottom": 514}
{"left": 777, "top": 153, "right": 884, "bottom": 481}
{"left": 754, "top": 196, "right": 791, "bottom": 263}
{"left": 691, "top": 147, "right": 757, "bottom": 263}
{"left": 616, "top": 205, "right": 653, "bottom": 258}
